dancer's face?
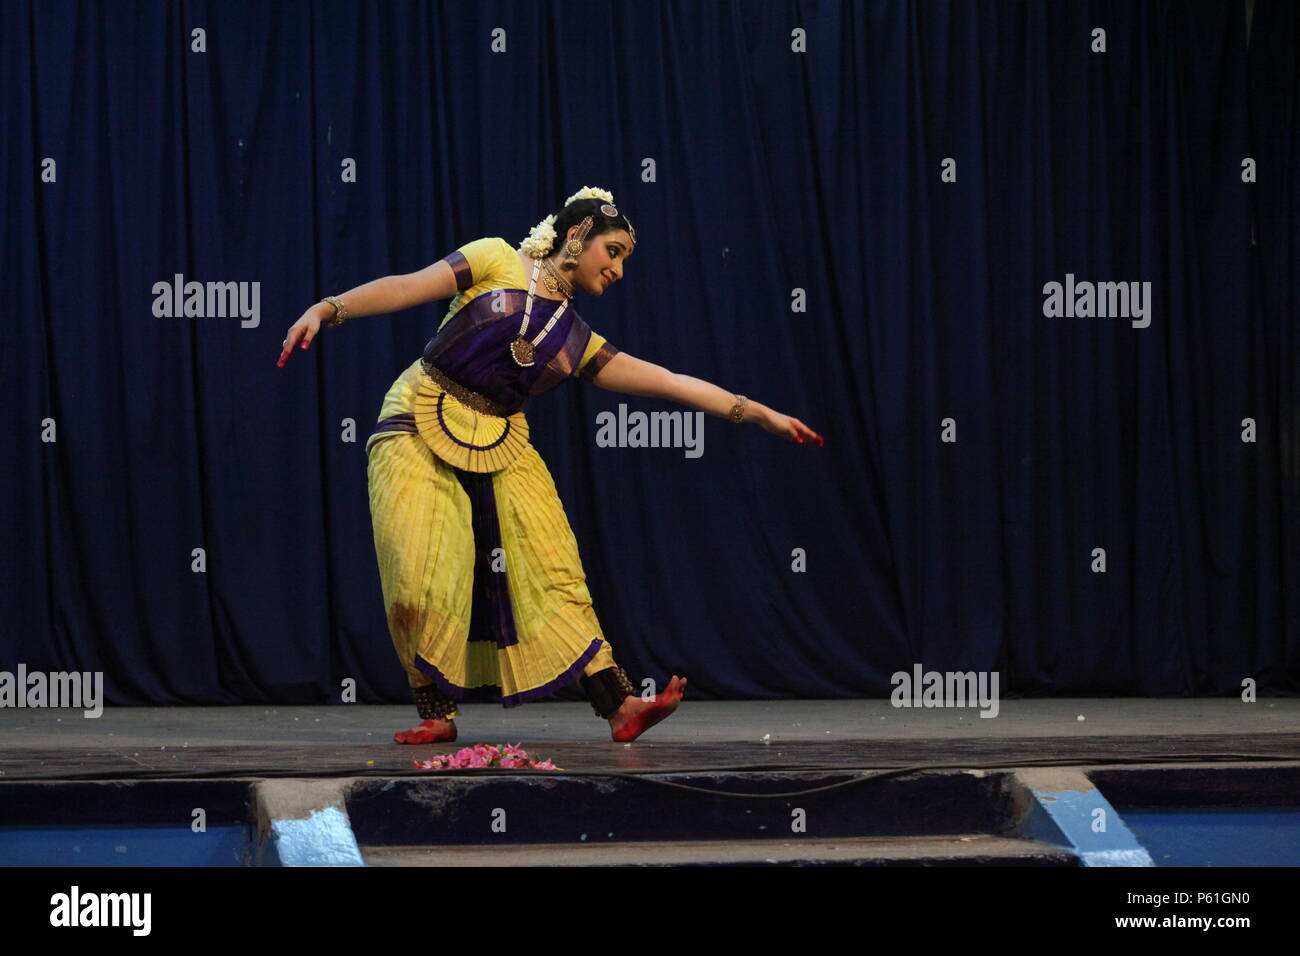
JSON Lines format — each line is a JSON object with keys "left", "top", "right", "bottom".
{"left": 562, "top": 228, "right": 634, "bottom": 296}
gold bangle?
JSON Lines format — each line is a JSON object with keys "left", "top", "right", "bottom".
{"left": 320, "top": 295, "right": 348, "bottom": 327}
{"left": 729, "top": 394, "right": 748, "bottom": 424}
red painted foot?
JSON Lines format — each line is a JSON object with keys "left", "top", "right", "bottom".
{"left": 394, "top": 720, "right": 458, "bottom": 745}
{"left": 610, "top": 676, "right": 687, "bottom": 742}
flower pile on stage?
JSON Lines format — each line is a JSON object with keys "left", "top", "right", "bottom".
{"left": 413, "top": 743, "right": 561, "bottom": 770}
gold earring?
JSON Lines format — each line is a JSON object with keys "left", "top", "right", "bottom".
{"left": 562, "top": 216, "right": 595, "bottom": 266}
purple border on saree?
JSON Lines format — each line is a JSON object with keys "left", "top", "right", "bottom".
{"left": 370, "top": 413, "right": 417, "bottom": 436}
{"left": 414, "top": 637, "right": 604, "bottom": 707}
{"left": 422, "top": 292, "right": 595, "bottom": 408}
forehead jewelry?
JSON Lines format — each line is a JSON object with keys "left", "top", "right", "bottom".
{"left": 599, "top": 203, "right": 636, "bottom": 247}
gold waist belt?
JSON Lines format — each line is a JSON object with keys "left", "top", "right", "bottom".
{"left": 419, "top": 360, "right": 512, "bottom": 418}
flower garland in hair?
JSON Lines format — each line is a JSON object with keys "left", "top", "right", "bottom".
{"left": 520, "top": 185, "right": 617, "bottom": 259}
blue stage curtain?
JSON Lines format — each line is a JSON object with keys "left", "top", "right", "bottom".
{"left": 1, "top": 1, "right": 1295, "bottom": 705}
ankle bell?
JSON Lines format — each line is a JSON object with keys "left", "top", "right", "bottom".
{"left": 412, "top": 682, "right": 459, "bottom": 721}
{"left": 581, "top": 666, "right": 636, "bottom": 719}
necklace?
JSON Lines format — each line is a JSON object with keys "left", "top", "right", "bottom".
{"left": 511, "top": 257, "right": 570, "bottom": 367}
{"left": 540, "top": 255, "right": 575, "bottom": 299}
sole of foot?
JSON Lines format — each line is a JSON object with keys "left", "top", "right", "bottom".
{"left": 610, "top": 675, "right": 687, "bottom": 742}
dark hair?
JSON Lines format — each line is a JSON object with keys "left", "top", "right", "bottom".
{"left": 547, "top": 196, "right": 637, "bottom": 255}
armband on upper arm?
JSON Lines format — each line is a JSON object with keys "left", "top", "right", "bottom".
{"left": 439, "top": 236, "right": 511, "bottom": 293}
{"left": 577, "top": 341, "right": 622, "bottom": 382}
{"left": 439, "top": 250, "right": 474, "bottom": 291}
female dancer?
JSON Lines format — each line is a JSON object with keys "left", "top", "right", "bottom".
{"left": 278, "top": 187, "right": 823, "bottom": 745}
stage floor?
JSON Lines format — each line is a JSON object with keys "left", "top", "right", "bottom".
{"left": 1, "top": 698, "right": 1297, "bottom": 781}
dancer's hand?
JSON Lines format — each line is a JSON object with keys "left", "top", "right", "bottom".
{"left": 758, "top": 408, "right": 824, "bottom": 446}
{"left": 277, "top": 306, "right": 327, "bottom": 368}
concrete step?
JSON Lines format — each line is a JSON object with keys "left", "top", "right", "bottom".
{"left": 360, "top": 833, "right": 1078, "bottom": 867}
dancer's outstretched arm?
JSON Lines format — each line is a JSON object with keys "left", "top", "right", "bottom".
{"left": 277, "top": 261, "right": 462, "bottom": 367}
{"left": 590, "top": 352, "right": 824, "bottom": 447}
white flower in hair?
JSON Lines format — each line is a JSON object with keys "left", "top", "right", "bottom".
{"left": 564, "top": 185, "right": 614, "bottom": 206}
{"left": 521, "top": 213, "right": 557, "bottom": 259}
{"left": 521, "top": 187, "right": 616, "bottom": 258}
